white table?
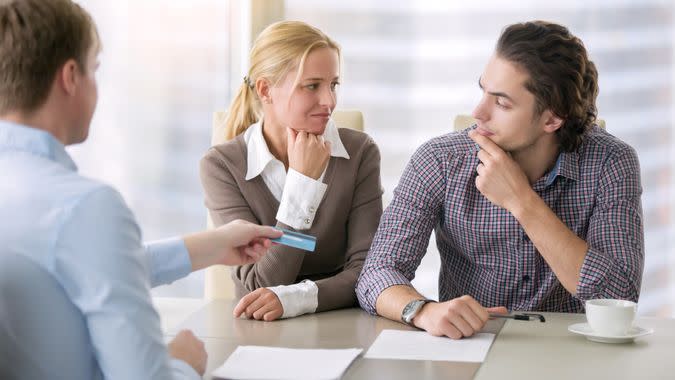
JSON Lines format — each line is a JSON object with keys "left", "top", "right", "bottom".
{"left": 152, "top": 297, "right": 207, "bottom": 334}
{"left": 475, "top": 312, "right": 674, "bottom": 380}
{"left": 158, "top": 299, "right": 675, "bottom": 380}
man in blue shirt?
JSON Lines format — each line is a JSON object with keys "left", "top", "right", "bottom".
{"left": 0, "top": 1, "right": 282, "bottom": 379}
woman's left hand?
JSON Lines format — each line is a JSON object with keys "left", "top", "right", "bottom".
{"left": 233, "top": 288, "right": 284, "bottom": 321}
{"left": 287, "top": 127, "right": 331, "bottom": 180}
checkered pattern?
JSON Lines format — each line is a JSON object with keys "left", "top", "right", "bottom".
{"left": 356, "top": 126, "right": 644, "bottom": 314}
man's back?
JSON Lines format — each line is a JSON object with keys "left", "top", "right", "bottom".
{"left": 0, "top": 121, "right": 200, "bottom": 379}
{"left": 0, "top": 122, "right": 111, "bottom": 379}
{"left": 0, "top": 123, "right": 105, "bottom": 270}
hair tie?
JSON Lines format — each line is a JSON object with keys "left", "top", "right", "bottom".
{"left": 243, "top": 76, "right": 253, "bottom": 88}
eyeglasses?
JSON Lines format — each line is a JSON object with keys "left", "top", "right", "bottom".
{"left": 489, "top": 313, "right": 546, "bottom": 322}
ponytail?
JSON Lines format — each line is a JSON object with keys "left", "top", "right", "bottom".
{"left": 224, "top": 79, "right": 261, "bottom": 140}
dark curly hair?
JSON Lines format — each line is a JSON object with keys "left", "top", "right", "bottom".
{"left": 496, "top": 21, "right": 599, "bottom": 152}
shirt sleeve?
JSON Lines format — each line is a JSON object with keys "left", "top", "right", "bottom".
{"left": 52, "top": 186, "right": 200, "bottom": 380}
{"left": 144, "top": 237, "right": 192, "bottom": 287}
{"left": 356, "top": 141, "right": 446, "bottom": 314}
{"left": 267, "top": 280, "right": 318, "bottom": 318}
{"left": 576, "top": 147, "right": 644, "bottom": 302}
{"left": 276, "top": 169, "right": 327, "bottom": 230}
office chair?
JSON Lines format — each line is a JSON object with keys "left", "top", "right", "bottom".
{"left": 0, "top": 253, "right": 100, "bottom": 380}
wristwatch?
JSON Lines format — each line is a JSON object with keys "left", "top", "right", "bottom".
{"left": 401, "top": 299, "right": 434, "bottom": 327}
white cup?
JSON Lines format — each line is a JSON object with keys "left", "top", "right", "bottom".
{"left": 585, "top": 299, "right": 636, "bottom": 336}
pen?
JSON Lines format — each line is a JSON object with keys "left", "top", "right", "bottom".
{"left": 489, "top": 313, "right": 546, "bottom": 322}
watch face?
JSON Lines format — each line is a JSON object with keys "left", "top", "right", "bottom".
{"left": 402, "top": 299, "right": 426, "bottom": 323}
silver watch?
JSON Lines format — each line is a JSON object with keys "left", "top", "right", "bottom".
{"left": 401, "top": 299, "right": 433, "bottom": 326}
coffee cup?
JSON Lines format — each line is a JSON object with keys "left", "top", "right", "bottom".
{"left": 585, "top": 299, "right": 636, "bottom": 336}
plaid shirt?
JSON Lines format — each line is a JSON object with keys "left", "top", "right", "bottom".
{"left": 357, "top": 126, "right": 644, "bottom": 314}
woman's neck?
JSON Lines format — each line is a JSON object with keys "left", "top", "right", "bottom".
{"left": 261, "top": 119, "right": 289, "bottom": 169}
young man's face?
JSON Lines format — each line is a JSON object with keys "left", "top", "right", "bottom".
{"left": 471, "top": 54, "right": 551, "bottom": 154}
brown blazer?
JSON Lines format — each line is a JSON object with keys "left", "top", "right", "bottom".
{"left": 199, "top": 128, "right": 383, "bottom": 312}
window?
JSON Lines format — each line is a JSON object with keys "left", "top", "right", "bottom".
{"left": 72, "top": 0, "right": 235, "bottom": 297}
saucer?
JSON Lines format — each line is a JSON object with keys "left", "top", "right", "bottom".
{"left": 568, "top": 322, "right": 653, "bottom": 344}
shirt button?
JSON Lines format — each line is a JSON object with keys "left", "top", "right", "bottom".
{"left": 304, "top": 218, "right": 311, "bottom": 225}
{"left": 309, "top": 206, "right": 316, "bottom": 213}
{"left": 522, "top": 275, "right": 531, "bottom": 282}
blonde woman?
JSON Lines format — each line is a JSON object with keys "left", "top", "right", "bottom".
{"left": 200, "top": 21, "right": 383, "bottom": 321}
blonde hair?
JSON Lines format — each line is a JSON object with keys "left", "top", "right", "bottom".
{"left": 224, "top": 20, "right": 341, "bottom": 140}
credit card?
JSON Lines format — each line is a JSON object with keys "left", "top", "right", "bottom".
{"left": 271, "top": 227, "right": 317, "bottom": 252}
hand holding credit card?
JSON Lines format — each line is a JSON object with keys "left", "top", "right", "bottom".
{"left": 271, "top": 227, "right": 317, "bottom": 252}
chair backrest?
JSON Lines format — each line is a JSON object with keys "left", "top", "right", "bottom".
{"left": 0, "top": 254, "right": 100, "bottom": 380}
{"left": 453, "top": 114, "right": 606, "bottom": 132}
{"left": 204, "top": 109, "right": 364, "bottom": 300}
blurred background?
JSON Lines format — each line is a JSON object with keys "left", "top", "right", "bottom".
{"left": 71, "top": 0, "right": 675, "bottom": 317}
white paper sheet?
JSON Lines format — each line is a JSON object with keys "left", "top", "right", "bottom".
{"left": 212, "top": 346, "right": 363, "bottom": 380}
{"left": 364, "top": 329, "right": 495, "bottom": 362}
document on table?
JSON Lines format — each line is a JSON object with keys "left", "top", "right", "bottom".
{"left": 364, "top": 329, "right": 496, "bottom": 362}
{"left": 212, "top": 346, "right": 363, "bottom": 380}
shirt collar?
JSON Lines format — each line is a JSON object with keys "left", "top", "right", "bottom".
{"left": 544, "top": 154, "right": 563, "bottom": 187}
{"left": 547, "top": 150, "right": 579, "bottom": 186}
{"left": 244, "top": 118, "right": 350, "bottom": 180}
{"left": 0, "top": 120, "right": 77, "bottom": 171}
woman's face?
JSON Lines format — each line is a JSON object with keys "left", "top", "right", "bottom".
{"left": 266, "top": 47, "right": 340, "bottom": 135}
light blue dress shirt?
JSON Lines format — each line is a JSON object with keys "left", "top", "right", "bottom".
{"left": 0, "top": 121, "right": 199, "bottom": 379}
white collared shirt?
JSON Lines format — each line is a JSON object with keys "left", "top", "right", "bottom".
{"left": 244, "top": 119, "right": 349, "bottom": 230}
{"left": 243, "top": 118, "right": 350, "bottom": 318}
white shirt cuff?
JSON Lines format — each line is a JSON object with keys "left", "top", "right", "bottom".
{"left": 267, "top": 280, "right": 318, "bottom": 319}
{"left": 276, "top": 169, "right": 327, "bottom": 230}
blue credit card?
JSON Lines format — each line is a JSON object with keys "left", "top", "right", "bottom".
{"left": 271, "top": 227, "right": 317, "bottom": 252}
